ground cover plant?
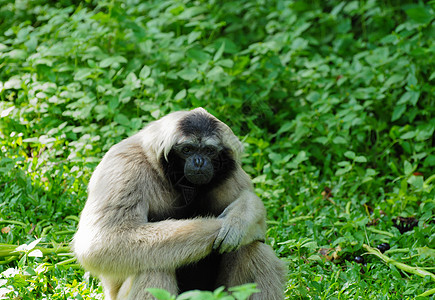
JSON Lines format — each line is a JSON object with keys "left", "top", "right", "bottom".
{"left": 0, "top": 0, "right": 434, "bottom": 299}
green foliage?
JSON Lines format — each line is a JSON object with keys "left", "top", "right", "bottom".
{"left": 147, "top": 284, "right": 259, "bottom": 300}
{"left": 0, "top": 0, "right": 434, "bottom": 298}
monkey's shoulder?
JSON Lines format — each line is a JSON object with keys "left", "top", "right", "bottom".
{"left": 102, "top": 135, "right": 149, "bottom": 165}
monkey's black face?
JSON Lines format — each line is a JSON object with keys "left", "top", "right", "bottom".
{"left": 173, "top": 142, "right": 219, "bottom": 185}
{"left": 162, "top": 141, "right": 235, "bottom": 191}
{"left": 160, "top": 111, "right": 237, "bottom": 204}
{"left": 158, "top": 141, "right": 233, "bottom": 220}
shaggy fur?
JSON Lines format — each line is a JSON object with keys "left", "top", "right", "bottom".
{"left": 72, "top": 108, "right": 285, "bottom": 299}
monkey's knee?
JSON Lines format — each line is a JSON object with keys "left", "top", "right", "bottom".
{"left": 218, "top": 241, "right": 286, "bottom": 300}
{"left": 127, "top": 270, "right": 177, "bottom": 300}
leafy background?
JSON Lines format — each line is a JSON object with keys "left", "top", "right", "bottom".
{"left": 0, "top": 0, "right": 434, "bottom": 299}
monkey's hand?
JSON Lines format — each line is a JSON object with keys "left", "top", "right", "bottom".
{"left": 212, "top": 198, "right": 265, "bottom": 253}
{"left": 213, "top": 214, "right": 246, "bottom": 253}
{"left": 213, "top": 219, "right": 265, "bottom": 254}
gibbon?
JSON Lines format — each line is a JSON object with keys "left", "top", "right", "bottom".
{"left": 72, "top": 108, "right": 285, "bottom": 299}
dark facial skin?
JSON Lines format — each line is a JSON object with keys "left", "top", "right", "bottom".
{"left": 173, "top": 143, "right": 219, "bottom": 185}
{"left": 158, "top": 138, "right": 235, "bottom": 220}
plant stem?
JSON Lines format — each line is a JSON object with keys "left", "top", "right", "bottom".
{"left": 363, "top": 244, "right": 435, "bottom": 281}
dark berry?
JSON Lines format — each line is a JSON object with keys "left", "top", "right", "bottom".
{"left": 355, "top": 256, "right": 364, "bottom": 264}
{"left": 377, "top": 244, "right": 386, "bottom": 252}
{"left": 377, "top": 243, "right": 390, "bottom": 253}
{"left": 380, "top": 243, "right": 390, "bottom": 251}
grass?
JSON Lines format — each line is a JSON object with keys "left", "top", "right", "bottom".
{"left": 0, "top": 0, "right": 434, "bottom": 299}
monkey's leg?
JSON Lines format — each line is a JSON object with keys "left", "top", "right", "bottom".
{"left": 127, "top": 270, "right": 178, "bottom": 300}
{"left": 216, "top": 241, "right": 286, "bottom": 300}
{"left": 100, "top": 276, "right": 124, "bottom": 300}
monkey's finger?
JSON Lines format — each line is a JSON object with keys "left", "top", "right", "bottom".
{"left": 216, "top": 229, "right": 243, "bottom": 253}
{"left": 213, "top": 228, "right": 229, "bottom": 250}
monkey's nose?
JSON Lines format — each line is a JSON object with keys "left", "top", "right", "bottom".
{"left": 193, "top": 156, "right": 204, "bottom": 168}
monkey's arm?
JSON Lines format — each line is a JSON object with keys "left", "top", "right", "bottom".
{"left": 74, "top": 217, "right": 222, "bottom": 278}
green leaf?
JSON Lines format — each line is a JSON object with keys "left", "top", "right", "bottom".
{"left": 405, "top": 6, "right": 433, "bottom": 24}
{"left": 344, "top": 151, "right": 356, "bottom": 160}
{"left": 313, "top": 136, "right": 328, "bottom": 145}
{"left": 301, "top": 240, "right": 318, "bottom": 251}
{"left": 337, "top": 161, "right": 351, "bottom": 167}
{"left": 397, "top": 91, "right": 411, "bottom": 105}
{"left": 424, "top": 155, "right": 435, "bottom": 167}
{"left": 407, "top": 175, "right": 424, "bottom": 189}
{"left": 74, "top": 68, "right": 93, "bottom": 81}
{"left": 144, "top": 78, "right": 155, "bottom": 86}
{"left": 288, "top": 151, "right": 308, "bottom": 169}
{"left": 177, "top": 68, "right": 199, "bottom": 81}
{"left": 139, "top": 65, "right": 151, "bottom": 79}
{"left": 408, "top": 91, "right": 420, "bottom": 106}
{"left": 354, "top": 156, "right": 367, "bottom": 163}
{"left": 0, "top": 43, "right": 7, "bottom": 52}
{"left": 187, "top": 48, "right": 210, "bottom": 63}
{"left": 336, "top": 165, "right": 352, "bottom": 175}
{"left": 178, "top": 290, "right": 215, "bottom": 300}
{"left": 187, "top": 31, "right": 202, "bottom": 44}
{"left": 174, "top": 89, "right": 186, "bottom": 100}
{"left": 27, "top": 238, "right": 42, "bottom": 251}
{"left": 216, "top": 59, "right": 234, "bottom": 68}
{"left": 404, "top": 161, "right": 415, "bottom": 176}
{"left": 333, "top": 136, "right": 347, "bottom": 144}
{"left": 206, "top": 66, "right": 225, "bottom": 81}
{"left": 214, "top": 41, "right": 225, "bottom": 61}
{"left": 400, "top": 131, "right": 416, "bottom": 139}
{"left": 365, "top": 47, "right": 389, "bottom": 66}
{"left": 229, "top": 283, "right": 260, "bottom": 300}
{"left": 399, "top": 91, "right": 420, "bottom": 106}
{"left": 177, "top": 6, "right": 208, "bottom": 20}
{"left": 384, "top": 74, "right": 405, "bottom": 87}
{"left": 366, "top": 168, "right": 377, "bottom": 177}
{"left": 114, "top": 114, "right": 130, "bottom": 126}
{"left": 292, "top": 126, "right": 309, "bottom": 142}
{"left": 4, "top": 77, "right": 22, "bottom": 89}
{"left": 277, "top": 122, "right": 292, "bottom": 135}
{"left": 124, "top": 72, "right": 141, "bottom": 89}
{"left": 0, "top": 106, "right": 14, "bottom": 118}
{"left": 24, "top": 266, "right": 36, "bottom": 276}
{"left": 99, "top": 56, "right": 128, "bottom": 68}
{"left": 108, "top": 97, "right": 120, "bottom": 110}
{"left": 145, "top": 288, "right": 174, "bottom": 300}
{"left": 391, "top": 104, "right": 406, "bottom": 121}
{"left": 7, "top": 49, "right": 27, "bottom": 60}
{"left": 28, "top": 249, "right": 43, "bottom": 258}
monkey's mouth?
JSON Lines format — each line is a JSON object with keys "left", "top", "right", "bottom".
{"left": 185, "top": 172, "right": 212, "bottom": 185}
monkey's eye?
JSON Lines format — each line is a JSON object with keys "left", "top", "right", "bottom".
{"left": 203, "top": 146, "right": 217, "bottom": 157}
{"left": 181, "top": 146, "right": 193, "bottom": 155}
